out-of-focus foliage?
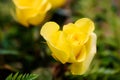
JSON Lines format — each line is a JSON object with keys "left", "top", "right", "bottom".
{"left": 0, "top": 0, "right": 120, "bottom": 80}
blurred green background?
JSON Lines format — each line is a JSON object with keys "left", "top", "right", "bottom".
{"left": 0, "top": 0, "right": 120, "bottom": 80}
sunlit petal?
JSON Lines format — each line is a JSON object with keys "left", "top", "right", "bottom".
{"left": 75, "top": 18, "right": 95, "bottom": 34}
{"left": 40, "top": 22, "right": 60, "bottom": 41}
{"left": 63, "top": 23, "right": 78, "bottom": 35}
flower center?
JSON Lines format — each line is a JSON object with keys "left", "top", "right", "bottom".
{"left": 69, "top": 33, "right": 81, "bottom": 46}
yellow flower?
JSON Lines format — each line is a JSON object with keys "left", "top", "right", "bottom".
{"left": 48, "top": 0, "right": 65, "bottom": 8}
{"left": 13, "top": 0, "right": 51, "bottom": 27}
{"left": 40, "top": 18, "right": 97, "bottom": 75}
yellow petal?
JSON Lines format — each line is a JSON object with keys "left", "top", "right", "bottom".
{"left": 63, "top": 22, "right": 90, "bottom": 45}
{"left": 75, "top": 45, "right": 86, "bottom": 62}
{"left": 13, "top": 0, "right": 35, "bottom": 8}
{"left": 28, "top": 13, "right": 45, "bottom": 25}
{"left": 17, "top": 8, "right": 40, "bottom": 18}
{"left": 40, "top": 22, "right": 60, "bottom": 41}
{"left": 75, "top": 18, "right": 95, "bottom": 34}
{"left": 63, "top": 24, "right": 82, "bottom": 46}
{"left": 85, "top": 33, "right": 97, "bottom": 58}
{"left": 40, "top": 22, "right": 70, "bottom": 63}
{"left": 68, "top": 45, "right": 86, "bottom": 63}
{"left": 63, "top": 23, "right": 88, "bottom": 63}
{"left": 28, "top": 0, "right": 51, "bottom": 25}
{"left": 33, "top": 0, "right": 46, "bottom": 8}
{"left": 16, "top": 8, "right": 28, "bottom": 26}
{"left": 49, "top": 31, "right": 70, "bottom": 63}
{"left": 70, "top": 62, "right": 83, "bottom": 75}
{"left": 38, "top": 0, "right": 51, "bottom": 13}
{"left": 16, "top": 8, "right": 41, "bottom": 26}
{"left": 63, "top": 23, "right": 79, "bottom": 35}
{"left": 47, "top": 41, "right": 69, "bottom": 64}
{"left": 70, "top": 33, "right": 97, "bottom": 75}
{"left": 14, "top": 0, "right": 51, "bottom": 26}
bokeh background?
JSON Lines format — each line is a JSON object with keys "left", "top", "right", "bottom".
{"left": 0, "top": 0, "right": 120, "bottom": 80}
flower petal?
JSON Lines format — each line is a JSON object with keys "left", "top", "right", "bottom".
{"left": 13, "top": 0, "right": 35, "bottom": 8}
{"left": 40, "top": 22, "right": 60, "bottom": 41}
{"left": 49, "top": 31, "right": 70, "bottom": 63}
{"left": 16, "top": 8, "right": 43, "bottom": 26}
{"left": 63, "top": 22, "right": 90, "bottom": 45}
{"left": 63, "top": 23, "right": 78, "bottom": 35}
{"left": 16, "top": 8, "right": 28, "bottom": 26}
{"left": 40, "top": 22, "right": 70, "bottom": 63}
{"left": 75, "top": 45, "right": 86, "bottom": 62}
{"left": 68, "top": 45, "right": 86, "bottom": 63}
{"left": 17, "top": 8, "right": 40, "bottom": 18}
{"left": 70, "top": 33, "right": 97, "bottom": 75}
{"left": 75, "top": 18, "right": 95, "bottom": 34}
{"left": 70, "top": 62, "right": 83, "bottom": 75}
{"left": 28, "top": 13, "right": 45, "bottom": 25}
{"left": 38, "top": 0, "right": 51, "bottom": 13}
{"left": 47, "top": 41, "right": 69, "bottom": 64}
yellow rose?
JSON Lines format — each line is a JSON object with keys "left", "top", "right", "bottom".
{"left": 48, "top": 0, "right": 65, "bottom": 8}
{"left": 40, "top": 18, "right": 97, "bottom": 75}
{"left": 13, "top": 0, "right": 51, "bottom": 27}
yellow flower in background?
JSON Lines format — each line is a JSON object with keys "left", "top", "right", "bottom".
{"left": 48, "top": 0, "right": 66, "bottom": 8}
{"left": 13, "top": 0, "right": 51, "bottom": 27}
{"left": 40, "top": 18, "right": 97, "bottom": 75}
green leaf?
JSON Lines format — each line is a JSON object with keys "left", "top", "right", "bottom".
{"left": 5, "top": 74, "right": 13, "bottom": 80}
{"left": 5, "top": 72, "right": 39, "bottom": 80}
{"left": 17, "top": 74, "right": 23, "bottom": 80}
{"left": 13, "top": 72, "right": 19, "bottom": 80}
